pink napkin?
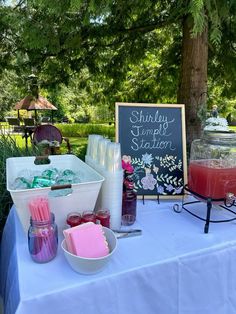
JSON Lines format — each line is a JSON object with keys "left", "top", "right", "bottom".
{"left": 63, "top": 222, "right": 109, "bottom": 258}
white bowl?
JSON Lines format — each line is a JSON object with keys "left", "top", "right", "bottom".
{"left": 61, "top": 227, "right": 117, "bottom": 274}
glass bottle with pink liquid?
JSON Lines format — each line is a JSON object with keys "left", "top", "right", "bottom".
{"left": 188, "top": 131, "right": 236, "bottom": 202}
{"left": 122, "top": 173, "right": 137, "bottom": 225}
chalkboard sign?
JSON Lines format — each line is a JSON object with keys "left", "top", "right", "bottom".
{"left": 115, "top": 102, "right": 187, "bottom": 198}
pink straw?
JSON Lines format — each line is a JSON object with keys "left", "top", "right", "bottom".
{"left": 28, "top": 197, "right": 51, "bottom": 222}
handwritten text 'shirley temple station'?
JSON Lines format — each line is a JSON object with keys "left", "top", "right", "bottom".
{"left": 129, "top": 110, "right": 176, "bottom": 151}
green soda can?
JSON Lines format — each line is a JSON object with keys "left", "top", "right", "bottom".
{"left": 32, "top": 176, "right": 55, "bottom": 188}
{"left": 42, "top": 168, "right": 59, "bottom": 180}
{"left": 13, "top": 177, "right": 31, "bottom": 189}
{"left": 62, "top": 169, "right": 75, "bottom": 176}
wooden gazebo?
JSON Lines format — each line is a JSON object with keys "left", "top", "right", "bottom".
{"left": 14, "top": 95, "right": 57, "bottom": 122}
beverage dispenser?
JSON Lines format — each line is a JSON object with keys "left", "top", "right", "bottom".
{"left": 188, "top": 131, "right": 236, "bottom": 203}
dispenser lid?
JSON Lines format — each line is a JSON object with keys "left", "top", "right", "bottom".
{"left": 203, "top": 130, "right": 236, "bottom": 144}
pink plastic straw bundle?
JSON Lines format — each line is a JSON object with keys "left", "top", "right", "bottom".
{"left": 28, "top": 197, "right": 50, "bottom": 222}
{"left": 29, "top": 230, "right": 57, "bottom": 263}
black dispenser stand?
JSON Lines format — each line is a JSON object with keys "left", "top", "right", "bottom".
{"left": 180, "top": 185, "right": 236, "bottom": 233}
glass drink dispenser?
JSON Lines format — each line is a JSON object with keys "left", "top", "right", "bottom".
{"left": 188, "top": 131, "right": 236, "bottom": 202}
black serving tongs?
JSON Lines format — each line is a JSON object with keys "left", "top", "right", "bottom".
{"left": 112, "top": 229, "right": 142, "bottom": 239}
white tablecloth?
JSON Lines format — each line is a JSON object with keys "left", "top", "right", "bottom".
{"left": 1, "top": 199, "right": 236, "bottom": 314}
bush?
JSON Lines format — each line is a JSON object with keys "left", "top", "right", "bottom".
{"left": 55, "top": 123, "right": 115, "bottom": 139}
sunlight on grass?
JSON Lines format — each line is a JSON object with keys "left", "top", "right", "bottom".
{"left": 4, "top": 135, "right": 87, "bottom": 149}
{"left": 0, "top": 134, "right": 88, "bottom": 159}
{"left": 14, "top": 135, "right": 30, "bottom": 147}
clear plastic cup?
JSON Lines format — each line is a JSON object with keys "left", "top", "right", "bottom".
{"left": 105, "top": 142, "right": 122, "bottom": 172}
{"left": 90, "top": 135, "right": 103, "bottom": 161}
{"left": 97, "top": 138, "right": 111, "bottom": 167}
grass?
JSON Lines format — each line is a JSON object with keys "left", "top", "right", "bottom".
{"left": 14, "top": 134, "right": 28, "bottom": 147}
{"left": 64, "top": 137, "right": 88, "bottom": 160}
{"left": 11, "top": 134, "right": 88, "bottom": 158}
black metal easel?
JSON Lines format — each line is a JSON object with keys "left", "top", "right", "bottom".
{"left": 142, "top": 194, "right": 160, "bottom": 205}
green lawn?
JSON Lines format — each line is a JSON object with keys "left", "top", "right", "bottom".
{"left": 11, "top": 134, "right": 88, "bottom": 160}
{"left": 65, "top": 137, "right": 88, "bottom": 160}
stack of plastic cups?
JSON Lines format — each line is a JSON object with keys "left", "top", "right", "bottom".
{"left": 85, "top": 134, "right": 103, "bottom": 168}
{"left": 97, "top": 138, "right": 111, "bottom": 172}
{"left": 101, "top": 142, "right": 123, "bottom": 230}
{"left": 94, "top": 137, "right": 111, "bottom": 210}
{"left": 85, "top": 135, "right": 123, "bottom": 230}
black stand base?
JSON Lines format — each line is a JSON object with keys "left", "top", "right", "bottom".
{"left": 181, "top": 185, "right": 236, "bottom": 233}
{"left": 142, "top": 194, "right": 160, "bottom": 205}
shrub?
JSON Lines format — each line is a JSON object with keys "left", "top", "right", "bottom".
{"left": 55, "top": 123, "right": 115, "bottom": 139}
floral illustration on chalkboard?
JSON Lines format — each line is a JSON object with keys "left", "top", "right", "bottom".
{"left": 141, "top": 153, "right": 154, "bottom": 166}
{"left": 123, "top": 153, "right": 183, "bottom": 195}
{"left": 141, "top": 168, "right": 157, "bottom": 190}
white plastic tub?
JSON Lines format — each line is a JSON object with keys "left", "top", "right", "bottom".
{"left": 7, "top": 155, "right": 104, "bottom": 234}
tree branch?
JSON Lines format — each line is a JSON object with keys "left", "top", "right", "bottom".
{"left": 13, "top": 0, "right": 26, "bottom": 10}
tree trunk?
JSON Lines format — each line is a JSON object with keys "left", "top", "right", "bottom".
{"left": 177, "top": 15, "right": 208, "bottom": 150}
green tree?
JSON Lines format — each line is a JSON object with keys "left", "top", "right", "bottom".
{"left": 0, "top": 70, "right": 25, "bottom": 120}
{"left": 177, "top": 1, "right": 236, "bottom": 145}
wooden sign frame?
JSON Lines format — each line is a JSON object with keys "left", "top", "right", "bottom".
{"left": 115, "top": 102, "right": 187, "bottom": 199}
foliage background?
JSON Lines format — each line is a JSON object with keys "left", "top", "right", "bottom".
{"left": 0, "top": 0, "right": 235, "bottom": 124}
